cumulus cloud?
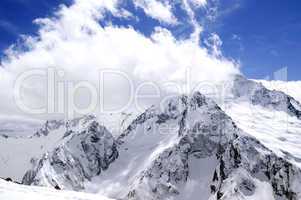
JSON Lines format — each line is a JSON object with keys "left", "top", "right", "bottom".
{"left": 0, "top": 0, "right": 239, "bottom": 120}
{"left": 133, "top": 0, "right": 178, "bottom": 24}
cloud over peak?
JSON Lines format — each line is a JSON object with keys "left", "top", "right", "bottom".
{"left": 0, "top": 0, "right": 239, "bottom": 119}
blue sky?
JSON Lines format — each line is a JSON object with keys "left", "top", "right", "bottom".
{"left": 0, "top": 0, "right": 300, "bottom": 80}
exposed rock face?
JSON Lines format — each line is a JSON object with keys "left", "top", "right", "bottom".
{"left": 33, "top": 120, "right": 65, "bottom": 137}
{"left": 212, "top": 136, "right": 301, "bottom": 200}
{"left": 232, "top": 75, "right": 301, "bottom": 119}
{"left": 22, "top": 119, "right": 118, "bottom": 190}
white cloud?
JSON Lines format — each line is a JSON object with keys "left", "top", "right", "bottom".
{"left": 133, "top": 0, "right": 178, "bottom": 24}
{"left": 0, "top": 0, "right": 239, "bottom": 119}
{"left": 190, "top": 0, "right": 207, "bottom": 7}
{"left": 182, "top": 0, "right": 203, "bottom": 43}
{"left": 205, "top": 33, "right": 223, "bottom": 57}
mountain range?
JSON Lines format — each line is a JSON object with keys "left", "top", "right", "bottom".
{"left": 1, "top": 75, "right": 301, "bottom": 200}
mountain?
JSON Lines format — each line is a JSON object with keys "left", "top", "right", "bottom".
{"left": 0, "top": 115, "right": 97, "bottom": 182}
{"left": 114, "top": 91, "right": 301, "bottom": 200}
{"left": 1, "top": 76, "right": 301, "bottom": 200}
{"left": 22, "top": 119, "right": 118, "bottom": 190}
{"left": 226, "top": 75, "right": 301, "bottom": 169}
{"left": 21, "top": 89, "right": 301, "bottom": 200}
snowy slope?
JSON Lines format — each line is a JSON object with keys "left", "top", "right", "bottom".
{"left": 98, "top": 112, "right": 138, "bottom": 137}
{"left": 0, "top": 179, "right": 114, "bottom": 200}
{"left": 225, "top": 102, "right": 301, "bottom": 168}
{"left": 0, "top": 123, "right": 66, "bottom": 181}
{"left": 224, "top": 76, "right": 301, "bottom": 168}
{"left": 0, "top": 115, "right": 96, "bottom": 182}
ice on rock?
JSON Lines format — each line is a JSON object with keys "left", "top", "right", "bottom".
{"left": 22, "top": 119, "right": 118, "bottom": 190}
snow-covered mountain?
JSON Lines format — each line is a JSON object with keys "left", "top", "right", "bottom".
{"left": 0, "top": 115, "right": 97, "bottom": 182}
{"left": 231, "top": 75, "right": 301, "bottom": 119}
{"left": 1, "top": 76, "right": 301, "bottom": 200}
{"left": 22, "top": 119, "right": 118, "bottom": 190}
{"left": 226, "top": 75, "right": 301, "bottom": 169}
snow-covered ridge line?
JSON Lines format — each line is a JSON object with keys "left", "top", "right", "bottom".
{"left": 256, "top": 79, "right": 301, "bottom": 103}
{"left": 232, "top": 75, "right": 301, "bottom": 119}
